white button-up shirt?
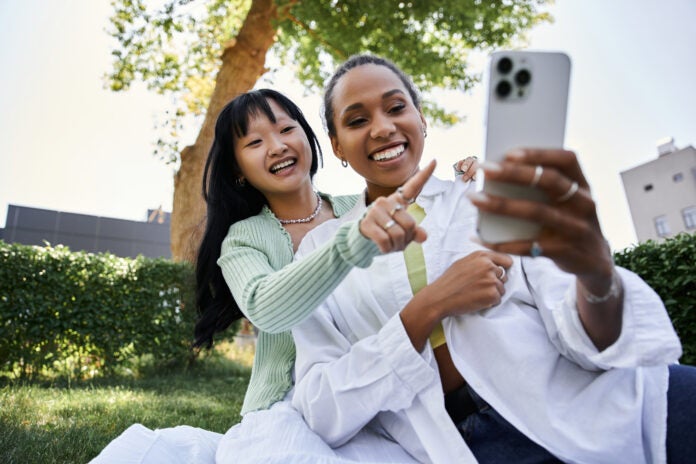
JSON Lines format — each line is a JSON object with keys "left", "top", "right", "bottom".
{"left": 292, "top": 175, "right": 681, "bottom": 464}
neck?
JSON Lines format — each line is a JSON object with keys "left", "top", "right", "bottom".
{"left": 267, "top": 187, "right": 320, "bottom": 223}
{"left": 365, "top": 184, "right": 398, "bottom": 206}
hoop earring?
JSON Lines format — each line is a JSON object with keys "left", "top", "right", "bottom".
{"left": 341, "top": 158, "right": 348, "bottom": 168}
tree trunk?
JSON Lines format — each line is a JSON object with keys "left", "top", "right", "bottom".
{"left": 170, "top": 0, "right": 279, "bottom": 262}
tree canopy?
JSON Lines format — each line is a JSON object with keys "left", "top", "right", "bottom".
{"left": 107, "top": 0, "right": 551, "bottom": 260}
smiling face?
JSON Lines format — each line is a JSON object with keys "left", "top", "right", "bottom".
{"left": 328, "top": 63, "right": 426, "bottom": 203}
{"left": 233, "top": 98, "right": 314, "bottom": 201}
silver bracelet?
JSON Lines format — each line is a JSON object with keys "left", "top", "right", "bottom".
{"left": 581, "top": 270, "right": 622, "bottom": 304}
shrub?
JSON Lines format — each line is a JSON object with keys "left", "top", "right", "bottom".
{"left": 0, "top": 240, "right": 230, "bottom": 380}
{"left": 614, "top": 233, "right": 696, "bottom": 365}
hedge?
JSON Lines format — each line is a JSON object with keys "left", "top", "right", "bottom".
{"left": 1, "top": 232, "right": 694, "bottom": 379}
{"left": 0, "top": 240, "right": 207, "bottom": 380}
{"left": 614, "top": 232, "right": 696, "bottom": 365}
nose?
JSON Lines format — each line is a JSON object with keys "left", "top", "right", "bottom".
{"left": 268, "top": 136, "right": 288, "bottom": 157}
{"left": 370, "top": 112, "right": 396, "bottom": 139}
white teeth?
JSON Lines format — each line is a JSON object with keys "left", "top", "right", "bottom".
{"left": 270, "top": 159, "right": 295, "bottom": 173}
{"left": 372, "top": 145, "right": 405, "bottom": 161}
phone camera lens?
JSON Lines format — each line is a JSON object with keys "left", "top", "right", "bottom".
{"left": 514, "top": 69, "right": 531, "bottom": 86}
{"left": 495, "top": 80, "right": 512, "bottom": 98}
{"left": 497, "top": 57, "right": 513, "bottom": 74}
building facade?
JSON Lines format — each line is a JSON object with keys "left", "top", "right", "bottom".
{"left": 0, "top": 205, "right": 171, "bottom": 259}
{"left": 621, "top": 140, "right": 696, "bottom": 242}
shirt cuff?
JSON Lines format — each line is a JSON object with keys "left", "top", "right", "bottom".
{"left": 378, "top": 315, "right": 437, "bottom": 394}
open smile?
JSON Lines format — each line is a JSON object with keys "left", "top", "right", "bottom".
{"left": 269, "top": 158, "right": 297, "bottom": 174}
{"left": 370, "top": 143, "right": 406, "bottom": 162}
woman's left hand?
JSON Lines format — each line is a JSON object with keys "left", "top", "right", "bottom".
{"left": 469, "top": 148, "right": 614, "bottom": 284}
{"left": 453, "top": 156, "right": 479, "bottom": 182}
{"left": 469, "top": 148, "right": 625, "bottom": 350}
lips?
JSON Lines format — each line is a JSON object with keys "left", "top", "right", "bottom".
{"left": 269, "top": 158, "right": 297, "bottom": 174}
{"left": 370, "top": 143, "right": 405, "bottom": 161}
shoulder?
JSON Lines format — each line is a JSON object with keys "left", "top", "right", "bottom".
{"left": 321, "top": 192, "right": 360, "bottom": 217}
{"left": 222, "top": 208, "right": 285, "bottom": 250}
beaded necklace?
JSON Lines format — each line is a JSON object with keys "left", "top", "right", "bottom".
{"left": 277, "top": 193, "right": 322, "bottom": 225}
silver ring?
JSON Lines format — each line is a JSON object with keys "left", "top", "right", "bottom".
{"left": 530, "top": 165, "right": 543, "bottom": 188}
{"left": 396, "top": 186, "right": 415, "bottom": 204}
{"left": 389, "top": 203, "right": 403, "bottom": 217}
{"left": 497, "top": 265, "right": 506, "bottom": 280}
{"left": 556, "top": 181, "right": 579, "bottom": 203}
{"left": 530, "top": 241, "right": 543, "bottom": 258}
{"left": 382, "top": 219, "right": 396, "bottom": 231}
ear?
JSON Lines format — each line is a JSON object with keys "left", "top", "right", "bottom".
{"left": 419, "top": 111, "right": 427, "bottom": 133}
{"left": 330, "top": 136, "right": 343, "bottom": 161}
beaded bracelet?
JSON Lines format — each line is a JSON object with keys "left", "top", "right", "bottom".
{"left": 581, "top": 270, "right": 622, "bottom": 304}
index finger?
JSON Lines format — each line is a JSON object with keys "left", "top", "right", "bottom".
{"left": 399, "top": 159, "right": 436, "bottom": 202}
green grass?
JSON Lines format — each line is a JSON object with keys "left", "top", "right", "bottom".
{"left": 0, "top": 342, "right": 253, "bottom": 464}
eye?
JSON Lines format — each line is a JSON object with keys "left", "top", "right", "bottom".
{"left": 280, "top": 125, "right": 295, "bottom": 134}
{"left": 346, "top": 116, "right": 367, "bottom": 127}
{"left": 245, "top": 138, "right": 262, "bottom": 148}
{"left": 388, "top": 102, "right": 406, "bottom": 114}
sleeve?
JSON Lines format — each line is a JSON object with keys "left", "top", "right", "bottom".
{"left": 291, "top": 301, "right": 438, "bottom": 447}
{"left": 525, "top": 257, "right": 682, "bottom": 370}
{"left": 217, "top": 219, "right": 379, "bottom": 333}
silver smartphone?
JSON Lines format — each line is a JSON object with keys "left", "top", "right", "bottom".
{"left": 477, "top": 50, "right": 571, "bottom": 243}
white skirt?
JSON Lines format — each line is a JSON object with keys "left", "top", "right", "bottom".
{"left": 90, "top": 401, "right": 417, "bottom": 464}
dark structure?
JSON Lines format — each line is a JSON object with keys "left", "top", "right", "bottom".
{"left": 0, "top": 204, "right": 171, "bottom": 259}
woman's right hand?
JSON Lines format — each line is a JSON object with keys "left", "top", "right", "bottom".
{"left": 400, "top": 250, "right": 512, "bottom": 351}
{"left": 359, "top": 159, "right": 436, "bottom": 253}
{"left": 424, "top": 250, "right": 513, "bottom": 318}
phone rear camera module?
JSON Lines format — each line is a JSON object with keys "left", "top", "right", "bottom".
{"left": 514, "top": 69, "right": 531, "bottom": 86}
{"left": 495, "top": 80, "right": 512, "bottom": 98}
{"left": 497, "top": 57, "right": 513, "bottom": 75}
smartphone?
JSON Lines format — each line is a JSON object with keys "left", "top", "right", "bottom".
{"left": 477, "top": 50, "right": 571, "bottom": 243}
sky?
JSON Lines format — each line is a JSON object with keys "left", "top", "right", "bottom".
{"left": 0, "top": 0, "right": 695, "bottom": 252}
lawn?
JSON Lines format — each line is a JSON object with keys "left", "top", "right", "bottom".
{"left": 0, "top": 342, "right": 253, "bottom": 464}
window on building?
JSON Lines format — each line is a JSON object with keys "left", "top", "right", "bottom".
{"left": 683, "top": 206, "right": 696, "bottom": 230}
{"left": 654, "top": 215, "right": 671, "bottom": 237}
{"left": 644, "top": 184, "right": 654, "bottom": 192}
{"left": 673, "top": 172, "right": 684, "bottom": 182}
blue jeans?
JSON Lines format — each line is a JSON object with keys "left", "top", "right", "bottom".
{"left": 666, "top": 364, "right": 696, "bottom": 463}
{"left": 455, "top": 364, "right": 696, "bottom": 463}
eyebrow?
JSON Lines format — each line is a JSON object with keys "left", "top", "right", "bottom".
{"left": 340, "top": 89, "right": 406, "bottom": 115}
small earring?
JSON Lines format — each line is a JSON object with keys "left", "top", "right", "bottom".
{"left": 341, "top": 158, "right": 348, "bottom": 168}
{"left": 236, "top": 177, "right": 246, "bottom": 187}
{"left": 423, "top": 127, "right": 428, "bottom": 138}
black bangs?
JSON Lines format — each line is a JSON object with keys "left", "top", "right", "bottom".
{"left": 227, "top": 92, "right": 277, "bottom": 140}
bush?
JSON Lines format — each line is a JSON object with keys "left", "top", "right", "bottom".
{"left": 0, "top": 240, "right": 226, "bottom": 380}
{"left": 614, "top": 233, "right": 696, "bottom": 365}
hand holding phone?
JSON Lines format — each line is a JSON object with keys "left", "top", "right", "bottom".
{"left": 476, "top": 51, "right": 571, "bottom": 243}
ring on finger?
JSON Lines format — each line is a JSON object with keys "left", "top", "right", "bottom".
{"left": 389, "top": 203, "right": 404, "bottom": 217}
{"left": 496, "top": 265, "right": 506, "bottom": 281}
{"left": 396, "top": 186, "right": 415, "bottom": 204}
{"left": 382, "top": 219, "right": 397, "bottom": 231}
{"left": 556, "top": 181, "right": 579, "bottom": 203}
{"left": 530, "top": 165, "right": 543, "bottom": 188}
{"left": 530, "top": 241, "right": 543, "bottom": 258}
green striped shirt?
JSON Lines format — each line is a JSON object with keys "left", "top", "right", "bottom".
{"left": 218, "top": 193, "right": 380, "bottom": 414}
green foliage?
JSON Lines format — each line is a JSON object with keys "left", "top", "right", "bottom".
{"left": 614, "top": 233, "right": 696, "bottom": 365}
{"left": 107, "top": 0, "right": 551, "bottom": 163}
{"left": 108, "top": 0, "right": 251, "bottom": 163}
{"left": 0, "top": 240, "right": 229, "bottom": 380}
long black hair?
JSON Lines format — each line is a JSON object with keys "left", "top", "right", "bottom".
{"left": 194, "top": 89, "right": 323, "bottom": 348}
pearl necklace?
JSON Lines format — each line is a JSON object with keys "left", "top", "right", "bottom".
{"left": 278, "top": 193, "right": 322, "bottom": 225}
